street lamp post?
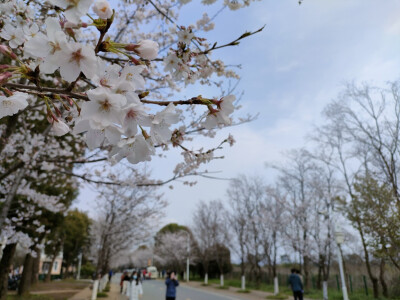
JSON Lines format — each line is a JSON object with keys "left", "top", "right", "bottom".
{"left": 335, "top": 225, "right": 349, "bottom": 300}
{"left": 186, "top": 237, "right": 190, "bottom": 282}
{"left": 76, "top": 252, "right": 82, "bottom": 280}
{"left": 182, "top": 231, "right": 190, "bottom": 282}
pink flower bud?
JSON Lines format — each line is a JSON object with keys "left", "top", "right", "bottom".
{"left": 64, "top": 21, "right": 78, "bottom": 28}
{"left": 128, "top": 40, "right": 159, "bottom": 60}
{"left": 0, "top": 72, "right": 13, "bottom": 85}
{"left": 0, "top": 45, "right": 17, "bottom": 60}
{"left": 0, "top": 65, "right": 11, "bottom": 70}
{"left": 124, "top": 44, "right": 139, "bottom": 51}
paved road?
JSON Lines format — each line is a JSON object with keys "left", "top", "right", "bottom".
{"left": 141, "top": 280, "right": 247, "bottom": 300}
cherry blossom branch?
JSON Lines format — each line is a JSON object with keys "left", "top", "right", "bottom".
{"left": 147, "top": 0, "right": 175, "bottom": 24}
{"left": 202, "top": 25, "right": 265, "bottom": 55}
{"left": 141, "top": 97, "right": 210, "bottom": 106}
{"left": 3, "top": 83, "right": 88, "bottom": 100}
{"left": 42, "top": 157, "right": 108, "bottom": 164}
{"left": 0, "top": 161, "right": 24, "bottom": 182}
{"left": 3, "top": 83, "right": 216, "bottom": 107}
{"left": 59, "top": 169, "right": 227, "bottom": 187}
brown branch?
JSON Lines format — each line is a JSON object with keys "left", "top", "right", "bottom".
{"left": 141, "top": 97, "right": 208, "bottom": 106}
{"left": 4, "top": 83, "right": 214, "bottom": 107}
{"left": 202, "top": 25, "right": 265, "bottom": 55}
{"left": 3, "top": 83, "right": 89, "bottom": 101}
{"left": 42, "top": 157, "right": 108, "bottom": 164}
{"left": 0, "top": 161, "right": 24, "bottom": 182}
{"left": 60, "top": 170, "right": 226, "bottom": 187}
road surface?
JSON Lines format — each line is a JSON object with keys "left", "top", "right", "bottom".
{"left": 142, "top": 280, "right": 247, "bottom": 300}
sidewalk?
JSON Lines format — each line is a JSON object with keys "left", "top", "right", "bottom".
{"left": 68, "top": 286, "right": 93, "bottom": 300}
{"left": 69, "top": 282, "right": 127, "bottom": 300}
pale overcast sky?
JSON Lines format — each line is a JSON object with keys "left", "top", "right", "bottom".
{"left": 74, "top": 0, "right": 400, "bottom": 230}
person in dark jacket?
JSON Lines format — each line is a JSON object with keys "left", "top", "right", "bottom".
{"left": 165, "top": 271, "right": 179, "bottom": 300}
{"left": 288, "top": 268, "right": 303, "bottom": 300}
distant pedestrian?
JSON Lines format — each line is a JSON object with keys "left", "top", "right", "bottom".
{"left": 295, "top": 269, "right": 304, "bottom": 284}
{"left": 120, "top": 271, "right": 130, "bottom": 294}
{"left": 128, "top": 271, "right": 143, "bottom": 300}
{"left": 288, "top": 268, "right": 303, "bottom": 300}
{"left": 108, "top": 270, "right": 113, "bottom": 281}
{"left": 165, "top": 271, "right": 179, "bottom": 300}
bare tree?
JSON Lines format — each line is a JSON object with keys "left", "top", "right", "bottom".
{"left": 312, "top": 81, "right": 400, "bottom": 298}
{"left": 90, "top": 171, "right": 165, "bottom": 275}
{"left": 192, "top": 201, "right": 215, "bottom": 284}
{"left": 227, "top": 175, "right": 266, "bottom": 287}
{"left": 271, "top": 149, "right": 318, "bottom": 290}
{"left": 192, "top": 200, "right": 230, "bottom": 286}
{"left": 153, "top": 232, "right": 190, "bottom": 274}
{"left": 263, "top": 185, "right": 285, "bottom": 294}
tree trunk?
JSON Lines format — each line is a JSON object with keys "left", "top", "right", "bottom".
{"left": 303, "top": 255, "right": 310, "bottom": 290}
{"left": 18, "top": 253, "right": 34, "bottom": 296}
{"left": 316, "top": 256, "right": 322, "bottom": 290}
{"left": 31, "top": 252, "right": 41, "bottom": 286}
{"left": 0, "top": 168, "right": 25, "bottom": 234}
{"left": 379, "top": 258, "right": 388, "bottom": 298}
{"left": 0, "top": 243, "right": 17, "bottom": 300}
{"left": 359, "top": 225, "right": 379, "bottom": 298}
{"left": 45, "top": 255, "right": 57, "bottom": 282}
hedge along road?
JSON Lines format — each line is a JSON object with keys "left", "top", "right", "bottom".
{"left": 141, "top": 279, "right": 247, "bottom": 300}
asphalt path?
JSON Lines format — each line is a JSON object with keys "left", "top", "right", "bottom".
{"left": 141, "top": 279, "right": 247, "bottom": 300}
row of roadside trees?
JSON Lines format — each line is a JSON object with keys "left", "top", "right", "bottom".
{"left": 144, "top": 81, "right": 400, "bottom": 300}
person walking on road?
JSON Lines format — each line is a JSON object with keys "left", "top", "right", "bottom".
{"left": 288, "top": 268, "right": 304, "bottom": 300}
{"left": 128, "top": 271, "right": 143, "bottom": 300}
{"left": 120, "top": 271, "right": 130, "bottom": 294}
{"left": 165, "top": 271, "right": 179, "bottom": 300}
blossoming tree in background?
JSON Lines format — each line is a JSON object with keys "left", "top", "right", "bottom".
{"left": 0, "top": 0, "right": 263, "bottom": 297}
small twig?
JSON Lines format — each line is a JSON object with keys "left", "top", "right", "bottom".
{"left": 202, "top": 25, "right": 265, "bottom": 55}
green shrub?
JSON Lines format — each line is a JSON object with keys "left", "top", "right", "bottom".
{"left": 215, "top": 286, "right": 229, "bottom": 290}
{"left": 80, "top": 262, "right": 96, "bottom": 279}
{"left": 97, "top": 292, "right": 108, "bottom": 298}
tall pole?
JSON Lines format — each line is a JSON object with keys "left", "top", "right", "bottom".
{"left": 335, "top": 225, "right": 349, "bottom": 300}
{"left": 336, "top": 245, "right": 349, "bottom": 300}
{"left": 77, "top": 252, "right": 82, "bottom": 280}
{"left": 186, "top": 233, "right": 190, "bottom": 282}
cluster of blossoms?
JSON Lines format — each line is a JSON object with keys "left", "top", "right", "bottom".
{"left": 0, "top": 0, "right": 239, "bottom": 165}
{"left": 180, "top": 0, "right": 250, "bottom": 11}
{"left": 0, "top": 0, "right": 263, "bottom": 256}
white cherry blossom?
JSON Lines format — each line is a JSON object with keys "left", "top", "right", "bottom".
{"left": 120, "top": 64, "right": 146, "bottom": 90}
{"left": 82, "top": 87, "right": 127, "bottom": 127}
{"left": 115, "top": 135, "right": 154, "bottom": 164}
{"left": 52, "top": 119, "right": 70, "bottom": 136}
{"left": 47, "top": 0, "right": 93, "bottom": 23}
{"left": 177, "top": 29, "right": 194, "bottom": 45}
{"left": 93, "top": 0, "right": 113, "bottom": 19}
{"left": 164, "top": 53, "right": 180, "bottom": 73}
{"left": 0, "top": 92, "right": 29, "bottom": 118}
{"left": 150, "top": 103, "right": 181, "bottom": 144}
{"left": 122, "top": 102, "right": 151, "bottom": 137}
{"left": 204, "top": 95, "right": 235, "bottom": 129}
{"left": 58, "top": 43, "right": 97, "bottom": 82}
{"left": 0, "top": 24, "right": 24, "bottom": 48}
{"left": 92, "top": 59, "right": 120, "bottom": 88}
